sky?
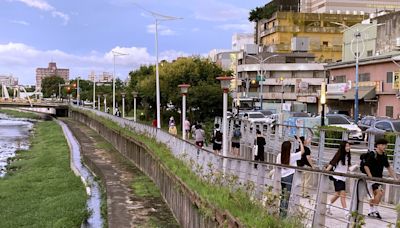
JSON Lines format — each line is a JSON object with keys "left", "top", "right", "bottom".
{"left": 0, "top": 0, "right": 268, "bottom": 85}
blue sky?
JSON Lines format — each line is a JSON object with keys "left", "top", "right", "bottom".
{"left": 0, "top": 0, "right": 268, "bottom": 84}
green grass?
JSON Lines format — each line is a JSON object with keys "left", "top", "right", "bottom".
{"left": 131, "top": 175, "right": 161, "bottom": 198}
{"left": 74, "top": 107, "right": 302, "bottom": 227}
{"left": 0, "top": 121, "right": 89, "bottom": 227}
{"left": 0, "top": 108, "right": 41, "bottom": 119}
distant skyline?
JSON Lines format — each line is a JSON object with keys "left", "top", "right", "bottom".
{"left": 0, "top": 0, "right": 268, "bottom": 84}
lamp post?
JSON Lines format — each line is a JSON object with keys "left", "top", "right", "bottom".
{"left": 97, "top": 94, "right": 101, "bottom": 111}
{"left": 92, "top": 77, "right": 96, "bottom": 109}
{"left": 132, "top": 91, "right": 138, "bottom": 122}
{"left": 121, "top": 93, "right": 126, "bottom": 118}
{"left": 103, "top": 94, "right": 107, "bottom": 113}
{"left": 331, "top": 22, "right": 384, "bottom": 123}
{"left": 112, "top": 51, "right": 128, "bottom": 115}
{"left": 178, "top": 84, "right": 190, "bottom": 140}
{"left": 77, "top": 77, "right": 80, "bottom": 106}
{"left": 245, "top": 54, "right": 279, "bottom": 110}
{"left": 149, "top": 12, "right": 182, "bottom": 129}
{"left": 217, "top": 76, "right": 233, "bottom": 161}
{"left": 320, "top": 82, "right": 326, "bottom": 126}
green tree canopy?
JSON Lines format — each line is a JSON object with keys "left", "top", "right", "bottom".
{"left": 41, "top": 76, "right": 65, "bottom": 98}
{"left": 249, "top": 3, "right": 277, "bottom": 22}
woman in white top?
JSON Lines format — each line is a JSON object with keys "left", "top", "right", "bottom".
{"left": 325, "top": 141, "right": 351, "bottom": 217}
{"left": 276, "top": 137, "right": 304, "bottom": 217}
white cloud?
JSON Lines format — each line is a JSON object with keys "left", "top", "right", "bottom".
{"left": 191, "top": 27, "right": 200, "bottom": 32}
{"left": 146, "top": 24, "right": 176, "bottom": 36}
{"left": 216, "top": 22, "right": 253, "bottom": 33}
{"left": 10, "top": 20, "right": 30, "bottom": 26}
{"left": 13, "top": 0, "right": 70, "bottom": 25}
{"left": 0, "top": 43, "right": 189, "bottom": 84}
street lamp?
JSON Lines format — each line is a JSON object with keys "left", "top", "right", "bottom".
{"left": 320, "top": 82, "right": 326, "bottom": 126}
{"left": 178, "top": 84, "right": 190, "bottom": 140}
{"left": 112, "top": 50, "right": 128, "bottom": 115}
{"left": 121, "top": 93, "right": 126, "bottom": 118}
{"left": 103, "top": 94, "right": 107, "bottom": 113}
{"left": 97, "top": 94, "right": 101, "bottom": 111}
{"left": 92, "top": 76, "right": 96, "bottom": 109}
{"left": 132, "top": 91, "right": 138, "bottom": 122}
{"left": 331, "top": 22, "right": 384, "bottom": 123}
{"left": 217, "top": 76, "right": 233, "bottom": 160}
{"left": 149, "top": 12, "right": 182, "bottom": 129}
{"left": 77, "top": 77, "right": 80, "bottom": 106}
{"left": 245, "top": 54, "right": 279, "bottom": 110}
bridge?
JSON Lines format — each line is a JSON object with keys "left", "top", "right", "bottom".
{"left": 0, "top": 101, "right": 69, "bottom": 117}
{"left": 70, "top": 106, "right": 400, "bottom": 228}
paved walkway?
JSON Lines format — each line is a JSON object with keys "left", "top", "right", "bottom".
{"left": 63, "top": 119, "right": 178, "bottom": 228}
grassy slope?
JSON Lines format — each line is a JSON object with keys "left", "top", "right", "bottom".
{"left": 78, "top": 109, "right": 300, "bottom": 227}
{"left": 0, "top": 108, "right": 41, "bottom": 119}
{"left": 0, "top": 121, "right": 88, "bottom": 227}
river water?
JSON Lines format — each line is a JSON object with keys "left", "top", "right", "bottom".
{"left": 0, "top": 113, "right": 33, "bottom": 177}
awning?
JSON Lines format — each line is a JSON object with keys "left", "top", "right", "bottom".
{"left": 326, "top": 86, "right": 376, "bottom": 100}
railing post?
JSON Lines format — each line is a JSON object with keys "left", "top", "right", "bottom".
{"left": 288, "top": 170, "right": 302, "bottom": 214}
{"left": 273, "top": 167, "right": 282, "bottom": 196}
{"left": 348, "top": 178, "right": 367, "bottom": 228}
{"left": 342, "top": 130, "right": 348, "bottom": 141}
{"left": 394, "top": 134, "right": 400, "bottom": 173}
{"left": 318, "top": 130, "right": 325, "bottom": 168}
{"left": 255, "top": 163, "right": 266, "bottom": 199}
{"left": 312, "top": 173, "right": 329, "bottom": 227}
{"left": 368, "top": 132, "right": 375, "bottom": 152}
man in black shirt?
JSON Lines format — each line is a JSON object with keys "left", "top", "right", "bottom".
{"left": 364, "top": 138, "right": 397, "bottom": 219}
{"left": 297, "top": 136, "right": 315, "bottom": 197}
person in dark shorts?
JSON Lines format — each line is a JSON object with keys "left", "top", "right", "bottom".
{"left": 296, "top": 136, "right": 315, "bottom": 197}
{"left": 231, "top": 124, "right": 241, "bottom": 157}
{"left": 325, "top": 141, "right": 352, "bottom": 218}
{"left": 364, "top": 138, "right": 398, "bottom": 219}
{"left": 212, "top": 124, "right": 222, "bottom": 154}
{"left": 254, "top": 130, "right": 266, "bottom": 169}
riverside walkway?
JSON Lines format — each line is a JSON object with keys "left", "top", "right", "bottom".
{"left": 73, "top": 106, "right": 400, "bottom": 228}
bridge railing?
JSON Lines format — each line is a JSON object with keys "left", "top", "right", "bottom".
{"left": 72, "top": 106, "right": 400, "bottom": 227}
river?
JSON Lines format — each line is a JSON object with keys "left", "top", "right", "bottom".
{"left": 0, "top": 114, "right": 33, "bottom": 177}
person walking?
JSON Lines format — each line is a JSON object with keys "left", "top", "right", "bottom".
{"left": 254, "top": 129, "right": 266, "bottom": 169}
{"left": 364, "top": 138, "right": 398, "bottom": 219}
{"left": 193, "top": 124, "right": 205, "bottom": 148}
{"left": 211, "top": 123, "right": 222, "bottom": 154}
{"left": 325, "top": 141, "right": 352, "bottom": 218}
{"left": 184, "top": 119, "right": 191, "bottom": 139}
{"left": 231, "top": 124, "right": 241, "bottom": 157}
{"left": 168, "top": 123, "right": 177, "bottom": 135}
{"left": 277, "top": 137, "right": 304, "bottom": 217}
{"left": 296, "top": 136, "right": 315, "bottom": 197}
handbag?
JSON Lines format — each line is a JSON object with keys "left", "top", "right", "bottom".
{"left": 253, "top": 144, "right": 258, "bottom": 156}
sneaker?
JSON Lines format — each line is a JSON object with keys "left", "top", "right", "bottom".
{"left": 368, "top": 211, "right": 382, "bottom": 219}
{"left": 375, "top": 211, "right": 382, "bottom": 219}
{"left": 326, "top": 205, "right": 332, "bottom": 215}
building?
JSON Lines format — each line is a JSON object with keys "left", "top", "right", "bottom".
{"left": 0, "top": 74, "right": 18, "bottom": 86}
{"left": 300, "top": 0, "right": 400, "bottom": 14}
{"left": 88, "top": 71, "right": 96, "bottom": 82}
{"left": 98, "top": 72, "right": 113, "bottom": 83}
{"left": 237, "top": 51, "right": 326, "bottom": 113}
{"left": 375, "top": 11, "right": 400, "bottom": 55}
{"left": 232, "top": 33, "right": 255, "bottom": 51}
{"left": 256, "top": 12, "right": 367, "bottom": 63}
{"left": 325, "top": 54, "right": 400, "bottom": 118}
{"left": 36, "top": 62, "right": 69, "bottom": 90}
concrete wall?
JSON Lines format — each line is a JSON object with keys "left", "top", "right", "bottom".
{"left": 71, "top": 110, "right": 242, "bottom": 228}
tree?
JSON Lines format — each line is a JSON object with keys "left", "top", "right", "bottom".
{"left": 41, "top": 76, "right": 65, "bottom": 98}
{"left": 248, "top": 4, "right": 277, "bottom": 22}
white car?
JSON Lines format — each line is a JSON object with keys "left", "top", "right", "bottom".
{"left": 326, "top": 114, "right": 363, "bottom": 140}
{"left": 242, "top": 111, "right": 274, "bottom": 125}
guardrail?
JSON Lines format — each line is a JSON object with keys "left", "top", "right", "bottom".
{"left": 72, "top": 106, "right": 400, "bottom": 228}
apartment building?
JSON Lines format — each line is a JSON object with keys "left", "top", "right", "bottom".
{"left": 36, "top": 62, "right": 69, "bottom": 90}
{"left": 0, "top": 74, "right": 18, "bottom": 86}
{"left": 300, "top": 0, "right": 400, "bottom": 14}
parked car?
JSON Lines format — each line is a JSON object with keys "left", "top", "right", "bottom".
{"left": 368, "top": 119, "right": 400, "bottom": 134}
{"left": 358, "top": 116, "right": 391, "bottom": 132}
{"left": 242, "top": 111, "right": 274, "bottom": 124}
{"left": 259, "top": 110, "right": 274, "bottom": 117}
{"left": 326, "top": 114, "right": 363, "bottom": 140}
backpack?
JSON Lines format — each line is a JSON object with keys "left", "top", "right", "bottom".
{"left": 215, "top": 130, "right": 222, "bottom": 142}
{"left": 360, "top": 151, "right": 374, "bottom": 174}
{"left": 233, "top": 129, "right": 241, "bottom": 138}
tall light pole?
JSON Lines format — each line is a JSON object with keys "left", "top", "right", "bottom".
{"left": 77, "top": 77, "right": 80, "bottom": 106}
{"left": 217, "top": 76, "right": 233, "bottom": 163}
{"left": 132, "top": 91, "right": 138, "bottom": 122}
{"left": 150, "top": 12, "right": 182, "bottom": 129}
{"left": 103, "top": 94, "right": 107, "bottom": 112}
{"left": 178, "top": 84, "right": 190, "bottom": 140}
{"left": 92, "top": 76, "right": 96, "bottom": 109}
{"left": 121, "top": 93, "right": 126, "bottom": 118}
{"left": 112, "top": 51, "right": 128, "bottom": 115}
{"left": 97, "top": 94, "right": 101, "bottom": 111}
{"left": 245, "top": 54, "right": 279, "bottom": 110}
{"left": 331, "top": 22, "right": 384, "bottom": 123}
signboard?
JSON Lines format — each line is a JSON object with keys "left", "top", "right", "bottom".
{"left": 282, "top": 103, "right": 291, "bottom": 111}
{"left": 327, "top": 83, "right": 349, "bottom": 94}
{"left": 256, "top": 75, "right": 265, "bottom": 82}
{"left": 393, "top": 72, "right": 400, "bottom": 89}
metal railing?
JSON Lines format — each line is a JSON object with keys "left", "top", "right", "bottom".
{"left": 72, "top": 106, "right": 400, "bottom": 228}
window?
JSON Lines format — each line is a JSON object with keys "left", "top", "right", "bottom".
{"left": 327, "top": 116, "right": 350, "bottom": 125}
{"left": 359, "top": 73, "right": 370, "bottom": 82}
{"left": 393, "top": 122, "right": 400, "bottom": 132}
{"left": 322, "top": 41, "right": 328, "bottom": 47}
{"left": 386, "top": 106, "right": 394, "bottom": 118}
{"left": 264, "top": 23, "right": 267, "bottom": 30}
{"left": 387, "top": 72, "right": 393, "bottom": 83}
{"left": 367, "top": 50, "right": 373, "bottom": 56}
{"left": 335, "top": 75, "right": 346, "bottom": 83}
{"left": 375, "top": 121, "right": 393, "bottom": 131}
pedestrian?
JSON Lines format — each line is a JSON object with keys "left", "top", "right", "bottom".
{"left": 184, "top": 119, "right": 191, "bottom": 139}
{"left": 277, "top": 137, "right": 304, "bottom": 217}
{"left": 254, "top": 129, "right": 266, "bottom": 169}
{"left": 211, "top": 123, "right": 222, "bottom": 154}
{"left": 231, "top": 124, "right": 241, "bottom": 157}
{"left": 325, "top": 141, "right": 352, "bottom": 218}
{"left": 152, "top": 118, "right": 157, "bottom": 128}
{"left": 296, "top": 136, "right": 315, "bottom": 197}
{"left": 168, "top": 123, "right": 177, "bottom": 135}
{"left": 106, "top": 107, "right": 110, "bottom": 114}
{"left": 168, "top": 116, "right": 175, "bottom": 128}
{"left": 364, "top": 138, "right": 398, "bottom": 219}
{"left": 193, "top": 124, "right": 205, "bottom": 148}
